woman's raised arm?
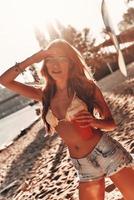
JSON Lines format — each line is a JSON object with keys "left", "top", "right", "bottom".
{"left": 0, "top": 50, "right": 49, "bottom": 101}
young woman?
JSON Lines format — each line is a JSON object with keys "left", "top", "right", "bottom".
{"left": 0, "top": 39, "right": 134, "bottom": 200}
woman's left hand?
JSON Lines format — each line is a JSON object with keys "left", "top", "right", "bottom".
{"left": 72, "top": 110, "right": 98, "bottom": 128}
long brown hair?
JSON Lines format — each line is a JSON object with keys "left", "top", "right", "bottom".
{"left": 41, "top": 39, "right": 97, "bottom": 133}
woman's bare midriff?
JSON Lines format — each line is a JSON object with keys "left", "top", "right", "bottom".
{"left": 56, "top": 121, "right": 103, "bottom": 159}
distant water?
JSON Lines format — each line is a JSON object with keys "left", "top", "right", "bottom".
{"left": 0, "top": 105, "right": 40, "bottom": 150}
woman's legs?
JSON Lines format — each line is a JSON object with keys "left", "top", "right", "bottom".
{"left": 110, "top": 167, "right": 134, "bottom": 200}
{"left": 79, "top": 178, "right": 105, "bottom": 200}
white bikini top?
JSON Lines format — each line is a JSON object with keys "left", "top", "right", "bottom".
{"left": 45, "top": 93, "right": 88, "bottom": 132}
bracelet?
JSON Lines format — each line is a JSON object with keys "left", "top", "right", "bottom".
{"left": 14, "top": 62, "right": 24, "bottom": 73}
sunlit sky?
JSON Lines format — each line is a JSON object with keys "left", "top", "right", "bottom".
{"left": 0, "top": 0, "right": 132, "bottom": 75}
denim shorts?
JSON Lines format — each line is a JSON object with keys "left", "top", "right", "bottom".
{"left": 71, "top": 133, "right": 133, "bottom": 182}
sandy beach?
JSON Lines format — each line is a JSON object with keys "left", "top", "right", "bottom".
{"left": 0, "top": 68, "right": 134, "bottom": 200}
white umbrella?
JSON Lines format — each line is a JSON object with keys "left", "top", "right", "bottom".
{"left": 101, "top": 0, "right": 127, "bottom": 77}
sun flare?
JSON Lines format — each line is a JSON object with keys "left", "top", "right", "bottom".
{"left": 0, "top": 0, "right": 129, "bottom": 73}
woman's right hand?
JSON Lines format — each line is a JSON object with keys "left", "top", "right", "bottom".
{"left": 31, "top": 49, "right": 51, "bottom": 63}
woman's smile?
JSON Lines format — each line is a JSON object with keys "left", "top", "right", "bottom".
{"left": 52, "top": 70, "right": 62, "bottom": 74}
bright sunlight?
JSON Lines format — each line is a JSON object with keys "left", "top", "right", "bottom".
{"left": 0, "top": 0, "right": 129, "bottom": 74}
